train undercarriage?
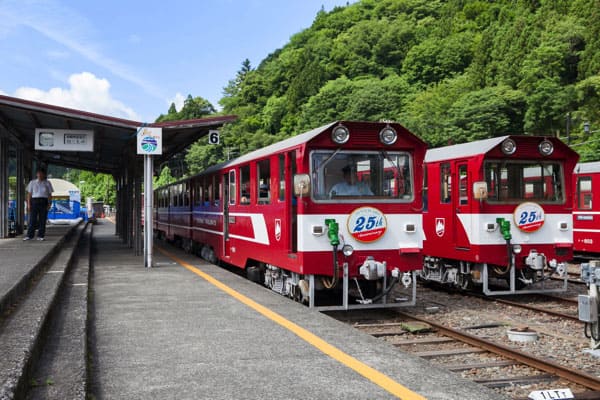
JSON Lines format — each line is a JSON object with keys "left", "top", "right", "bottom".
{"left": 164, "top": 232, "right": 418, "bottom": 310}
{"left": 419, "top": 255, "right": 569, "bottom": 295}
{"left": 249, "top": 262, "right": 417, "bottom": 311}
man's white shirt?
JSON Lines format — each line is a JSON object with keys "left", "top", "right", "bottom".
{"left": 26, "top": 179, "right": 54, "bottom": 199}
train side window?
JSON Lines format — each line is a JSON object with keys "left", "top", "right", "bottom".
{"left": 214, "top": 176, "right": 221, "bottom": 206}
{"left": 458, "top": 164, "right": 468, "bottom": 205}
{"left": 440, "top": 163, "right": 451, "bottom": 203}
{"left": 257, "top": 159, "right": 271, "bottom": 205}
{"left": 184, "top": 183, "right": 190, "bottom": 207}
{"left": 195, "top": 181, "right": 202, "bottom": 206}
{"left": 240, "top": 165, "right": 250, "bottom": 205}
{"left": 229, "top": 170, "right": 236, "bottom": 205}
{"left": 279, "top": 154, "right": 285, "bottom": 201}
{"left": 207, "top": 180, "right": 213, "bottom": 206}
{"left": 578, "top": 176, "right": 592, "bottom": 210}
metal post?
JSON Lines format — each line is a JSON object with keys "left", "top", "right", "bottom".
{"left": 134, "top": 169, "right": 142, "bottom": 256}
{"left": 309, "top": 275, "right": 315, "bottom": 309}
{"left": 0, "top": 137, "right": 8, "bottom": 238}
{"left": 15, "top": 148, "right": 24, "bottom": 235}
{"left": 342, "top": 263, "right": 349, "bottom": 310}
{"left": 115, "top": 175, "right": 121, "bottom": 236}
{"left": 144, "top": 155, "right": 153, "bottom": 268}
{"left": 591, "top": 282, "right": 599, "bottom": 350}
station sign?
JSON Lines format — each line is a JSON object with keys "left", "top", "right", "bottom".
{"left": 137, "top": 127, "right": 162, "bottom": 155}
{"left": 35, "top": 129, "right": 94, "bottom": 152}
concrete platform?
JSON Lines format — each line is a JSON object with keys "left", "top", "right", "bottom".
{"left": 90, "top": 221, "right": 504, "bottom": 400}
{"left": 0, "top": 224, "right": 77, "bottom": 316}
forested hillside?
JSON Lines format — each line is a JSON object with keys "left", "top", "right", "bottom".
{"left": 163, "top": 0, "right": 600, "bottom": 174}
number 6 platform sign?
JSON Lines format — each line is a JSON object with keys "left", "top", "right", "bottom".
{"left": 514, "top": 202, "right": 545, "bottom": 232}
{"left": 208, "top": 130, "right": 220, "bottom": 145}
{"left": 347, "top": 206, "right": 387, "bottom": 243}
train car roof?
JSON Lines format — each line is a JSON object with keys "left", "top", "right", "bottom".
{"left": 424, "top": 136, "right": 510, "bottom": 163}
{"left": 157, "top": 120, "right": 426, "bottom": 189}
{"left": 576, "top": 161, "right": 600, "bottom": 174}
{"left": 201, "top": 121, "right": 339, "bottom": 175}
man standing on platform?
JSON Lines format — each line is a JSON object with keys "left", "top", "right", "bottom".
{"left": 24, "top": 168, "right": 54, "bottom": 241}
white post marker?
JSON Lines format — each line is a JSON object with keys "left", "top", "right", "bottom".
{"left": 528, "top": 388, "right": 574, "bottom": 400}
{"left": 137, "top": 126, "right": 162, "bottom": 268}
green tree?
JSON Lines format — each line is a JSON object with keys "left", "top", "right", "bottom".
{"left": 154, "top": 166, "right": 177, "bottom": 187}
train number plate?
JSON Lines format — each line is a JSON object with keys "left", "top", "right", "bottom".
{"left": 528, "top": 388, "right": 574, "bottom": 400}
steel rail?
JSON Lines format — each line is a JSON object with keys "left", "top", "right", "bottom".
{"left": 395, "top": 311, "right": 600, "bottom": 391}
{"left": 488, "top": 296, "right": 581, "bottom": 322}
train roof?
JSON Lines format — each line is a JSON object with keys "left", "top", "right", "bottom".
{"left": 576, "top": 161, "right": 600, "bottom": 174}
{"left": 202, "top": 121, "right": 338, "bottom": 174}
{"left": 157, "top": 120, "right": 426, "bottom": 190}
{"left": 424, "top": 136, "right": 510, "bottom": 163}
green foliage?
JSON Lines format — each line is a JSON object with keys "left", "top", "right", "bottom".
{"left": 160, "top": 0, "right": 600, "bottom": 168}
{"left": 156, "top": 95, "right": 216, "bottom": 122}
{"left": 51, "top": 168, "right": 116, "bottom": 206}
{"left": 153, "top": 166, "right": 177, "bottom": 187}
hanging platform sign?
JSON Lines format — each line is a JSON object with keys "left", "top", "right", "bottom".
{"left": 136, "top": 127, "right": 162, "bottom": 155}
{"left": 35, "top": 129, "right": 94, "bottom": 152}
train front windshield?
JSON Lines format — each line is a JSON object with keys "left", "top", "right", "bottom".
{"left": 311, "top": 150, "right": 413, "bottom": 201}
{"left": 485, "top": 161, "right": 564, "bottom": 203}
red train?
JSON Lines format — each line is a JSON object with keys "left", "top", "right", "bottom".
{"left": 153, "top": 121, "right": 427, "bottom": 309}
{"left": 420, "top": 136, "right": 579, "bottom": 295}
{"left": 573, "top": 161, "right": 600, "bottom": 255}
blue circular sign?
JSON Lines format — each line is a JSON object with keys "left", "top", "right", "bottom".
{"left": 141, "top": 136, "right": 157, "bottom": 153}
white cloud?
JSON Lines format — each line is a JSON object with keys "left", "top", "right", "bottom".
{"left": 12, "top": 72, "right": 139, "bottom": 120}
{"left": 0, "top": 0, "right": 161, "bottom": 98}
{"left": 167, "top": 92, "right": 185, "bottom": 112}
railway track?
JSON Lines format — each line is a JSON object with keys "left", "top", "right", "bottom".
{"left": 332, "top": 309, "right": 600, "bottom": 399}
{"left": 484, "top": 295, "right": 580, "bottom": 322}
{"left": 420, "top": 281, "right": 582, "bottom": 323}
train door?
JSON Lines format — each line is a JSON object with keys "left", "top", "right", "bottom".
{"left": 289, "top": 150, "right": 298, "bottom": 253}
{"left": 574, "top": 174, "right": 595, "bottom": 252}
{"left": 453, "top": 163, "right": 471, "bottom": 249}
{"left": 223, "top": 171, "right": 234, "bottom": 258}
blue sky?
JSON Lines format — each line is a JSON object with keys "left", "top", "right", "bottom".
{"left": 0, "top": 0, "right": 353, "bottom": 122}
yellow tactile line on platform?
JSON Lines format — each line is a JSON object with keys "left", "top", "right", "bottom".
{"left": 156, "top": 247, "right": 426, "bottom": 400}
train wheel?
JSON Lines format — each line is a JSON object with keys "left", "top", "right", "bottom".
{"left": 458, "top": 274, "right": 472, "bottom": 290}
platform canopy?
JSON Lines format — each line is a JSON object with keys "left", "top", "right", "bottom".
{"left": 0, "top": 94, "right": 237, "bottom": 174}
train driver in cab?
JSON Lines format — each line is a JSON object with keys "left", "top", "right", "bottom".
{"left": 330, "top": 165, "right": 373, "bottom": 197}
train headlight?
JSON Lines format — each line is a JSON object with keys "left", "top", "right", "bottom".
{"left": 538, "top": 139, "right": 554, "bottom": 156}
{"left": 331, "top": 124, "right": 350, "bottom": 144}
{"left": 513, "top": 244, "right": 522, "bottom": 254}
{"left": 379, "top": 125, "right": 398, "bottom": 145}
{"left": 342, "top": 244, "right": 354, "bottom": 257}
{"left": 501, "top": 138, "right": 517, "bottom": 155}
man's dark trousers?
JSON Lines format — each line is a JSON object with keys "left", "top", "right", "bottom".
{"left": 27, "top": 198, "right": 49, "bottom": 238}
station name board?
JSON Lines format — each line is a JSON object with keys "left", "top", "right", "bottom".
{"left": 35, "top": 129, "right": 94, "bottom": 152}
